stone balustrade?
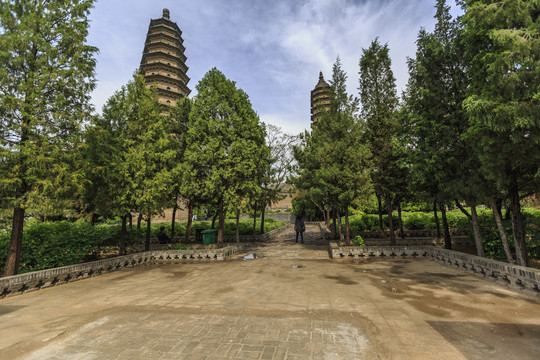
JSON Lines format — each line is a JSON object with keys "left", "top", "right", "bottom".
{"left": 328, "top": 242, "right": 540, "bottom": 295}
{"left": 358, "top": 229, "right": 467, "bottom": 238}
{"left": 0, "top": 245, "right": 244, "bottom": 299}
{"left": 318, "top": 222, "right": 473, "bottom": 247}
{"left": 362, "top": 237, "right": 472, "bottom": 247}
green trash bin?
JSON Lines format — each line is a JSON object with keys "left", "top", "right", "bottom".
{"left": 201, "top": 229, "right": 216, "bottom": 244}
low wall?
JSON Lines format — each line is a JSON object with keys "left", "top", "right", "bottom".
{"left": 328, "top": 242, "right": 540, "bottom": 296}
{"left": 318, "top": 222, "right": 473, "bottom": 247}
{"left": 362, "top": 237, "right": 472, "bottom": 247}
{"left": 0, "top": 245, "right": 244, "bottom": 299}
{"left": 358, "top": 229, "right": 467, "bottom": 238}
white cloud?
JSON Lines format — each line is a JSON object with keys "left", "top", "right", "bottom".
{"left": 87, "top": 0, "right": 461, "bottom": 128}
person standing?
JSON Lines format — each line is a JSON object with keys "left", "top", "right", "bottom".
{"left": 156, "top": 226, "right": 171, "bottom": 245}
{"left": 295, "top": 215, "right": 305, "bottom": 244}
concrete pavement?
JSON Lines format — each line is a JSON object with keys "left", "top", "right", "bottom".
{"left": 1, "top": 224, "right": 539, "bottom": 359}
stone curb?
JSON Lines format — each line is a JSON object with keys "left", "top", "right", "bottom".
{"left": 329, "top": 241, "right": 540, "bottom": 296}
{"left": 0, "top": 244, "right": 244, "bottom": 299}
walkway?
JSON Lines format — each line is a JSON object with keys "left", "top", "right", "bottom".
{"left": 1, "top": 224, "right": 539, "bottom": 359}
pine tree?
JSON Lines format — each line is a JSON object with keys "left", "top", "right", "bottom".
{"left": 85, "top": 73, "right": 173, "bottom": 253}
{"left": 359, "top": 39, "right": 399, "bottom": 245}
{"left": 294, "top": 58, "right": 372, "bottom": 244}
{"left": 404, "top": 0, "right": 471, "bottom": 251}
{"left": 0, "top": 0, "right": 97, "bottom": 275}
{"left": 183, "top": 68, "right": 266, "bottom": 245}
{"left": 461, "top": 0, "right": 540, "bottom": 266}
{"left": 167, "top": 98, "right": 192, "bottom": 239}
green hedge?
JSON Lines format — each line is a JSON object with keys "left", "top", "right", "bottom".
{"left": 346, "top": 208, "right": 540, "bottom": 261}
{"left": 144, "top": 217, "right": 283, "bottom": 237}
{"left": 0, "top": 220, "right": 138, "bottom": 274}
{"left": 0, "top": 218, "right": 286, "bottom": 274}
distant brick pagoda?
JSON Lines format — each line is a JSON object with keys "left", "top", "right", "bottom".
{"left": 310, "top": 72, "right": 331, "bottom": 123}
{"left": 140, "top": 8, "right": 190, "bottom": 108}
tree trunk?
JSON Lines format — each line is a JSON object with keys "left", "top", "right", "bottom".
{"left": 332, "top": 210, "right": 337, "bottom": 240}
{"left": 145, "top": 215, "right": 151, "bottom": 252}
{"left": 337, "top": 209, "right": 343, "bottom": 242}
{"left": 508, "top": 178, "right": 528, "bottom": 267}
{"left": 490, "top": 196, "right": 514, "bottom": 264}
{"left": 470, "top": 204, "right": 485, "bottom": 257}
{"left": 325, "top": 208, "right": 331, "bottom": 228}
{"left": 387, "top": 195, "right": 395, "bottom": 246}
{"left": 235, "top": 208, "right": 240, "bottom": 243}
{"left": 439, "top": 203, "right": 452, "bottom": 250}
{"left": 433, "top": 200, "right": 441, "bottom": 238}
{"left": 495, "top": 198, "right": 503, "bottom": 220}
{"left": 397, "top": 200, "right": 405, "bottom": 240}
{"left": 171, "top": 202, "right": 178, "bottom": 239}
{"left": 120, "top": 215, "right": 127, "bottom": 256}
{"left": 4, "top": 114, "right": 29, "bottom": 276}
{"left": 128, "top": 213, "right": 133, "bottom": 229}
{"left": 455, "top": 199, "right": 472, "bottom": 219}
{"left": 211, "top": 213, "right": 218, "bottom": 229}
{"left": 4, "top": 207, "right": 25, "bottom": 276}
{"left": 137, "top": 213, "right": 142, "bottom": 232}
{"left": 217, "top": 198, "right": 224, "bottom": 245}
{"left": 260, "top": 202, "right": 266, "bottom": 235}
{"left": 252, "top": 208, "right": 257, "bottom": 235}
{"left": 345, "top": 207, "right": 351, "bottom": 246}
{"left": 505, "top": 205, "right": 511, "bottom": 220}
{"left": 185, "top": 200, "right": 193, "bottom": 244}
{"left": 377, "top": 193, "right": 384, "bottom": 236}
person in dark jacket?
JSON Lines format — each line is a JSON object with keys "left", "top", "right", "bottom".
{"left": 295, "top": 215, "right": 305, "bottom": 244}
{"left": 156, "top": 227, "right": 171, "bottom": 244}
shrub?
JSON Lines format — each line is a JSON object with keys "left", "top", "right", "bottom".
{"left": 0, "top": 220, "right": 138, "bottom": 274}
{"left": 402, "top": 212, "right": 435, "bottom": 230}
{"left": 166, "top": 243, "right": 190, "bottom": 250}
{"left": 353, "top": 235, "right": 365, "bottom": 247}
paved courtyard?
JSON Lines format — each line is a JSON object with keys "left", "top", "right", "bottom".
{"left": 1, "top": 224, "right": 539, "bottom": 359}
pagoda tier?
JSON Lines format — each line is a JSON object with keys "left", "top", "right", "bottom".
{"left": 141, "top": 52, "right": 189, "bottom": 78}
{"left": 140, "top": 8, "right": 190, "bottom": 108}
{"left": 310, "top": 72, "right": 331, "bottom": 123}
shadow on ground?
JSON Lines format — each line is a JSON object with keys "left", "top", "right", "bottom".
{"left": 428, "top": 321, "right": 540, "bottom": 360}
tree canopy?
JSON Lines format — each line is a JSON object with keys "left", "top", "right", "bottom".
{"left": 0, "top": 0, "right": 97, "bottom": 275}
{"left": 182, "top": 68, "right": 267, "bottom": 244}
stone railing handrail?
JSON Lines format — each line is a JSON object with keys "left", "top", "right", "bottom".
{"left": 0, "top": 244, "right": 244, "bottom": 299}
{"left": 328, "top": 242, "right": 540, "bottom": 296}
{"left": 354, "top": 228, "right": 468, "bottom": 238}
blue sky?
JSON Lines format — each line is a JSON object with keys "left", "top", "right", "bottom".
{"left": 87, "top": 0, "right": 461, "bottom": 135}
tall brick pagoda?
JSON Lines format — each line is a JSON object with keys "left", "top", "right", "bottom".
{"left": 140, "top": 8, "right": 190, "bottom": 108}
{"left": 310, "top": 72, "right": 331, "bottom": 123}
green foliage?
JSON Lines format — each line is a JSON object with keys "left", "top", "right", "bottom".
{"left": 0, "top": 0, "right": 98, "bottom": 213}
{"left": 359, "top": 38, "right": 399, "bottom": 199}
{"left": 0, "top": 218, "right": 288, "bottom": 273}
{"left": 166, "top": 243, "right": 190, "bottom": 250}
{"left": 142, "top": 219, "right": 285, "bottom": 237}
{"left": 461, "top": 0, "right": 540, "bottom": 265}
{"left": 182, "top": 68, "right": 267, "bottom": 241}
{"left": 353, "top": 235, "right": 365, "bottom": 247}
{"left": 293, "top": 57, "right": 372, "bottom": 239}
{"left": 401, "top": 212, "right": 436, "bottom": 230}
{"left": 404, "top": 0, "right": 473, "bottom": 206}
{"left": 0, "top": 221, "right": 136, "bottom": 274}
{"left": 0, "top": 0, "right": 98, "bottom": 274}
